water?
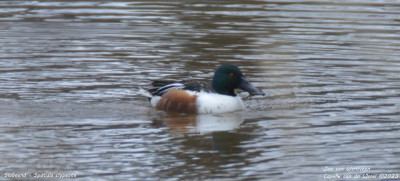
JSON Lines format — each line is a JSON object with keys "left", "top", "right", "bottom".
{"left": 1, "top": 0, "right": 400, "bottom": 180}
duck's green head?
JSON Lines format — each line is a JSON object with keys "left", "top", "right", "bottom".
{"left": 212, "top": 64, "right": 265, "bottom": 96}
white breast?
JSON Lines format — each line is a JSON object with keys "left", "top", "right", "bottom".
{"left": 194, "top": 91, "right": 244, "bottom": 114}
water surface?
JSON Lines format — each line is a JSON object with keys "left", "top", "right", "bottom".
{"left": 1, "top": 0, "right": 400, "bottom": 180}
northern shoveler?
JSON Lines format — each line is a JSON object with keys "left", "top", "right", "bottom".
{"left": 140, "top": 64, "right": 264, "bottom": 114}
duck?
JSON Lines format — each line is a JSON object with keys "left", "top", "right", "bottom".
{"left": 140, "top": 64, "right": 264, "bottom": 114}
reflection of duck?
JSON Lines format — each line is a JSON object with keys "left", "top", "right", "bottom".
{"left": 140, "top": 64, "right": 264, "bottom": 114}
{"left": 163, "top": 112, "right": 244, "bottom": 134}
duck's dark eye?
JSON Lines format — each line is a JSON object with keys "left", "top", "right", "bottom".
{"left": 229, "top": 72, "right": 235, "bottom": 77}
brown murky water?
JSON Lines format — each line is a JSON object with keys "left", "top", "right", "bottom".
{"left": 1, "top": 1, "right": 400, "bottom": 180}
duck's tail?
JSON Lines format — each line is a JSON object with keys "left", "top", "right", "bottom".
{"left": 138, "top": 87, "right": 153, "bottom": 98}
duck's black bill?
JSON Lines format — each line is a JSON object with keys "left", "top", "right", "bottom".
{"left": 238, "top": 77, "right": 265, "bottom": 96}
